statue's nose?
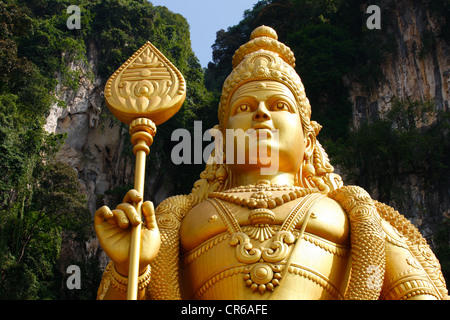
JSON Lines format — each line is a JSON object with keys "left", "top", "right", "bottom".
{"left": 253, "top": 102, "right": 271, "bottom": 121}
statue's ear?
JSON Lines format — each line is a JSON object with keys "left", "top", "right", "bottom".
{"left": 304, "top": 131, "right": 315, "bottom": 160}
{"left": 304, "top": 120, "right": 321, "bottom": 160}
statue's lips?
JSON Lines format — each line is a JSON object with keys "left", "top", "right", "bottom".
{"left": 246, "top": 124, "right": 277, "bottom": 139}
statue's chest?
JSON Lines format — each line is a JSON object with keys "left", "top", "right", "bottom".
{"left": 180, "top": 188, "right": 350, "bottom": 252}
{"left": 179, "top": 188, "right": 351, "bottom": 299}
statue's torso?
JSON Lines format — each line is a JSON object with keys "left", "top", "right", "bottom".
{"left": 179, "top": 186, "right": 352, "bottom": 300}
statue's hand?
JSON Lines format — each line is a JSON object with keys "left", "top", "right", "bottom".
{"left": 94, "top": 189, "right": 161, "bottom": 276}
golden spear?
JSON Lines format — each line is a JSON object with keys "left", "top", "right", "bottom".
{"left": 104, "top": 42, "right": 186, "bottom": 300}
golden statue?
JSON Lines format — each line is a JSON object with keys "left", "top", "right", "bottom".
{"left": 94, "top": 26, "right": 448, "bottom": 300}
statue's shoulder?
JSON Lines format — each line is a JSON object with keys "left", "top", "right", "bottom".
{"left": 327, "top": 185, "right": 372, "bottom": 206}
{"left": 154, "top": 194, "right": 200, "bottom": 229}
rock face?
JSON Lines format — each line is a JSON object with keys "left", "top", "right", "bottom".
{"left": 349, "top": 0, "right": 449, "bottom": 127}
{"left": 44, "top": 42, "right": 133, "bottom": 268}
{"left": 45, "top": 43, "right": 129, "bottom": 214}
{"left": 346, "top": 0, "right": 449, "bottom": 237}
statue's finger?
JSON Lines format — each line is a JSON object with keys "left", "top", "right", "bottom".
{"left": 123, "top": 189, "right": 142, "bottom": 204}
{"left": 94, "top": 206, "right": 113, "bottom": 226}
{"left": 142, "top": 201, "right": 157, "bottom": 230}
{"left": 117, "top": 202, "right": 141, "bottom": 227}
{"left": 112, "top": 209, "right": 129, "bottom": 229}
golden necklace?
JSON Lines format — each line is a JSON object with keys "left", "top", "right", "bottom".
{"left": 208, "top": 179, "right": 318, "bottom": 211}
{"left": 208, "top": 180, "right": 319, "bottom": 240}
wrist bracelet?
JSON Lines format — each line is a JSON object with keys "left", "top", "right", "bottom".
{"left": 109, "top": 263, "right": 151, "bottom": 294}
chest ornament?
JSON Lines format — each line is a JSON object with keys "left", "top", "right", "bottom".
{"left": 230, "top": 231, "right": 295, "bottom": 293}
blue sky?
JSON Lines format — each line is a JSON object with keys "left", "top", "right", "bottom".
{"left": 149, "top": 0, "right": 259, "bottom": 68}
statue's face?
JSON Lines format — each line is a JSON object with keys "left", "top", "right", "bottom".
{"left": 225, "top": 80, "right": 306, "bottom": 175}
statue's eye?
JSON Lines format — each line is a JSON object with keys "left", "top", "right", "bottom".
{"left": 235, "top": 104, "right": 251, "bottom": 114}
{"left": 273, "top": 102, "right": 289, "bottom": 111}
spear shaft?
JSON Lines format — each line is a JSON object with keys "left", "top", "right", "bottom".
{"left": 127, "top": 120, "right": 155, "bottom": 300}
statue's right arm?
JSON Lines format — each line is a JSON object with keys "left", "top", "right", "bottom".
{"left": 94, "top": 189, "right": 161, "bottom": 300}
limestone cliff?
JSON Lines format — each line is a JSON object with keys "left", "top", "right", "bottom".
{"left": 345, "top": 0, "right": 449, "bottom": 238}
{"left": 44, "top": 41, "right": 121, "bottom": 267}
{"left": 44, "top": 42, "right": 129, "bottom": 215}
{"left": 349, "top": 0, "right": 449, "bottom": 127}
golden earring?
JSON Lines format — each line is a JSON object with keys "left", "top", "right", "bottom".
{"left": 216, "top": 165, "right": 228, "bottom": 183}
{"left": 302, "top": 161, "right": 315, "bottom": 180}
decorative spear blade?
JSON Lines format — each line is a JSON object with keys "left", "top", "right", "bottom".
{"left": 105, "top": 41, "right": 186, "bottom": 125}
